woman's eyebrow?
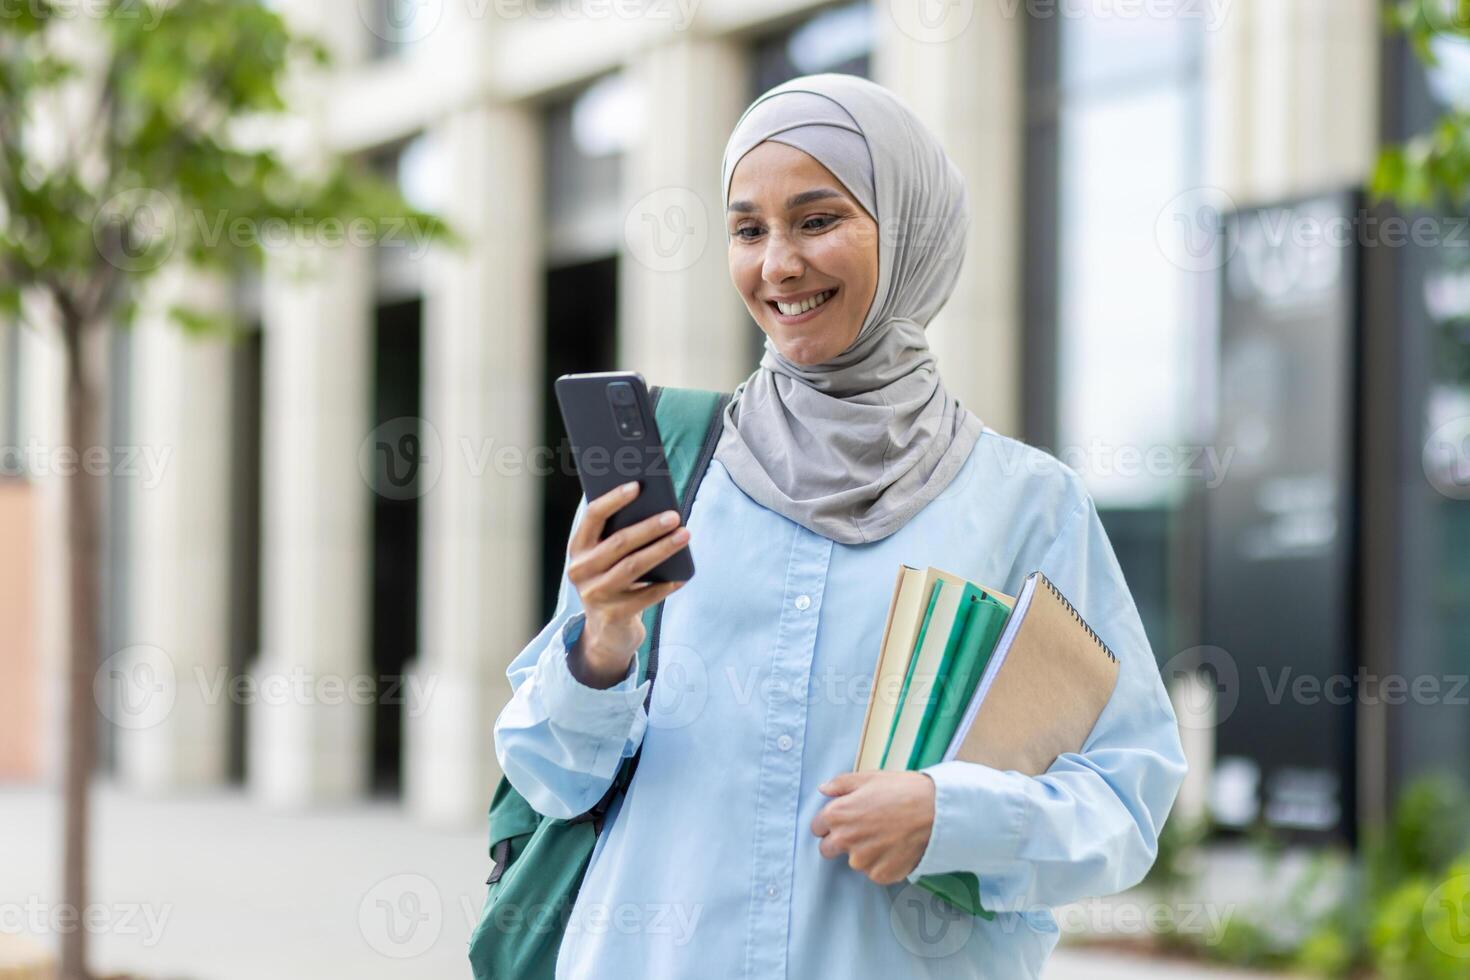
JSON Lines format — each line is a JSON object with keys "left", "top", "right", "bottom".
{"left": 727, "top": 187, "right": 845, "bottom": 214}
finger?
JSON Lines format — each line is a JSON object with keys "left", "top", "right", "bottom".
{"left": 580, "top": 509, "right": 682, "bottom": 578}
{"left": 616, "top": 579, "right": 685, "bottom": 616}
{"left": 818, "top": 771, "right": 869, "bottom": 796}
{"left": 571, "top": 481, "right": 639, "bottom": 557}
{"left": 598, "top": 526, "right": 691, "bottom": 592}
{"left": 819, "top": 832, "right": 848, "bottom": 860}
{"left": 810, "top": 809, "right": 830, "bottom": 838}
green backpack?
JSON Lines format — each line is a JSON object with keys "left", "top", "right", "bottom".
{"left": 468, "top": 385, "right": 731, "bottom": 980}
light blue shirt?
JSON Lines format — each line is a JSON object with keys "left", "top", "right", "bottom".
{"left": 494, "top": 427, "right": 1187, "bottom": 979}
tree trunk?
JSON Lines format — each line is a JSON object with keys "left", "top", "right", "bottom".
{"left": 58, "top": 315, "right": 102, "bottom": 980}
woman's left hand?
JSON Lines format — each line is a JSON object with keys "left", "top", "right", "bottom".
{"left": 810, "top": 771, "right": 935, "bottom": 885}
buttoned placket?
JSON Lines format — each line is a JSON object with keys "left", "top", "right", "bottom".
{"left": 742, "top": 527, "right": 832, "bottom": 979}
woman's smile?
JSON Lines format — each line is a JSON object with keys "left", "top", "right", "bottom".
{"left": 767, "top": 287, "right": 839, "bottom": 324}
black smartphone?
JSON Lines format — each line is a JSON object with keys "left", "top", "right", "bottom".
{"left": 554, "top": 371, "right": 694, "bottom": 584}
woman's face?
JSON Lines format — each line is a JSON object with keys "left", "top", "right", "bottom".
{"left": 726, "top": 141, "right": 879, "bottom": 366}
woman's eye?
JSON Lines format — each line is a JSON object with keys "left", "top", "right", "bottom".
{"left": 734, "top": 225, "right": 763, "bottom": 241}
{"left": 802, "top": 215, "right": 835, "bottom": 231}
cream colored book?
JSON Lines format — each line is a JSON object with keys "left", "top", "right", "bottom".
{"left": 854, "top": 565, "right": 1015, "bottom": 771}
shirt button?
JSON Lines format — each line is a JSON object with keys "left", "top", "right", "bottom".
{"left": 767, "top": 884, "right": 779, "bottom": 898}
{"left": 794, "top": 594, "right": 812, "bottom": 611}
{"left": 777, "top": 734, "right": 793, "bottom": 751}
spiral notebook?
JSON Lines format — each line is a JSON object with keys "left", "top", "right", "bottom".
{"left": 943, "top": 570, "right": 1120, "bottom": 775}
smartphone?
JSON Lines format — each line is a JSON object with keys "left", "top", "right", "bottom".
{"left": 554, "top": 371, "right": 694, "bottom": 584}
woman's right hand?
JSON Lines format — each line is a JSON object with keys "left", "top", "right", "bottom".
{"left": 565, "top": 481, "right": 691, "bottom": 688}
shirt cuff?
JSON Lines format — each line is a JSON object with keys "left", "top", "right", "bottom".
{"left": 538, "top": 612, "right": 652, "bottom": 741}
{"left": 908, "top": 760, "right": 1031, "bottom": 883}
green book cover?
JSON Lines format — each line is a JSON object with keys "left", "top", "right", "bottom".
{"left": 915, "top": 873, "right": 994, "bottom": 920}
{"left": 882, "top": 581, "right": 983, "bottom": 769}
{"left": 908, "top": 592, "right": 1011, "bottom": 770}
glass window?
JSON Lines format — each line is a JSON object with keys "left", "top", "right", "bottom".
{"left": 1027, "top": 12, "right": 1206, "bottom": 655}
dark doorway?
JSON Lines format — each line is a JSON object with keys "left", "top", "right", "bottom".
{"left": 226, "top": 326, "right": 263, "bottom": 783}
{"left": 541, "top": 257, "right": 618, "bottom": 623}
{"left": 370, "top": 297, "right": 422, "bottom": 796}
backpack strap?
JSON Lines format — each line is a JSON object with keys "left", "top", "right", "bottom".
{"left": 564, "top": 383, "right": 730, "bottom": 834}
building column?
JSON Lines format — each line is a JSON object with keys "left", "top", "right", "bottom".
{"left": 619, "top": 37, "right": 752, "bottom": 393}
{"left": 250, "top": 241, "right": 374, "bottom": 806}
{"left": 114, "top": 267, "right": 236, "bottom": 789}
{"left": 403, "top": 102, "right": 544, "bottom": 826}
{"left": 874, "top": 7, "right": 1024, "bottom": 436}
{"left": 1204, "top": 0, "right": 1379, "bottom": 203}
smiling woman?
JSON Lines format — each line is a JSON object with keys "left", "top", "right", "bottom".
{"left": 726, "top": 151, "right": 879, "bottom": 366}
{"left": 492, "top": 72, "right": 1186, "bottom": 980}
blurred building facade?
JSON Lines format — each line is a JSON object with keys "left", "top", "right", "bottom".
{"left": 8, "top": 0, "right": 1462, "bottom": 842}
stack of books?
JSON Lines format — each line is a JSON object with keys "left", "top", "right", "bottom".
{"left": 853, "top": 565, "right": 1121, "bottom": 917}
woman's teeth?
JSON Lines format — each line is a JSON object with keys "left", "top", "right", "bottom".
{"left": 775, "top": 289, "right": 835, "bottom": 316}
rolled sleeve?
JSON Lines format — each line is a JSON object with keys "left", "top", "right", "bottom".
{"left": 909, "top": 761, "right": 1029, "bottom": 882}
{"left": 539, "top": 612, "right": 652, "bottom": 742}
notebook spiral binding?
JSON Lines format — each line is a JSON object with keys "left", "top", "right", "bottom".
{"left": 1037, "top": 572, "right": 1119, "bottom": 664}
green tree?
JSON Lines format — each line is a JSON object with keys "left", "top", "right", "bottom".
{"left": 0, "top": 3, "right": 452, "bottom": 978}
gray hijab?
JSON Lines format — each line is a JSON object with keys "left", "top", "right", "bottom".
{"left": 715, "top": 73, "right": 983, "bottom": 545}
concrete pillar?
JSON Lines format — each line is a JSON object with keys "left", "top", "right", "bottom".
{"left": 619, "top": 37, "right": 753, "bottom": 392}
{"left": 114, "top": 267, "right": 236, "bottom": 789}
{"left": 250, "top": 241, "right": 374, "bottom": 806}
{"left": 403, "top": 102, "right": 545, "bottom": 826}
{"left": 874, "top": 6, "right": 1024, "bottom": 437}
{"left": 1203, "top": 0, "right": 1379, "bottom": 202}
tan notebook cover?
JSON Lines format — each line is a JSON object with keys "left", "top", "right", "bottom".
{"left": 950, "top": 572, "right": 1120, "bottom": 776}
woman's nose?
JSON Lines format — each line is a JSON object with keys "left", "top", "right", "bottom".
{"left": 761, "top": 234, "right": 804, "bottom": 284}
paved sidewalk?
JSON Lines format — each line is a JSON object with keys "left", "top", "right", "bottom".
{"left": 2, "top": 783, "right": 1281, "bottom": 979}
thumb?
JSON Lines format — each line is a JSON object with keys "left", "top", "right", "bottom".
{"left": 818, "top": 771, "right": 873, "bottom": 796}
